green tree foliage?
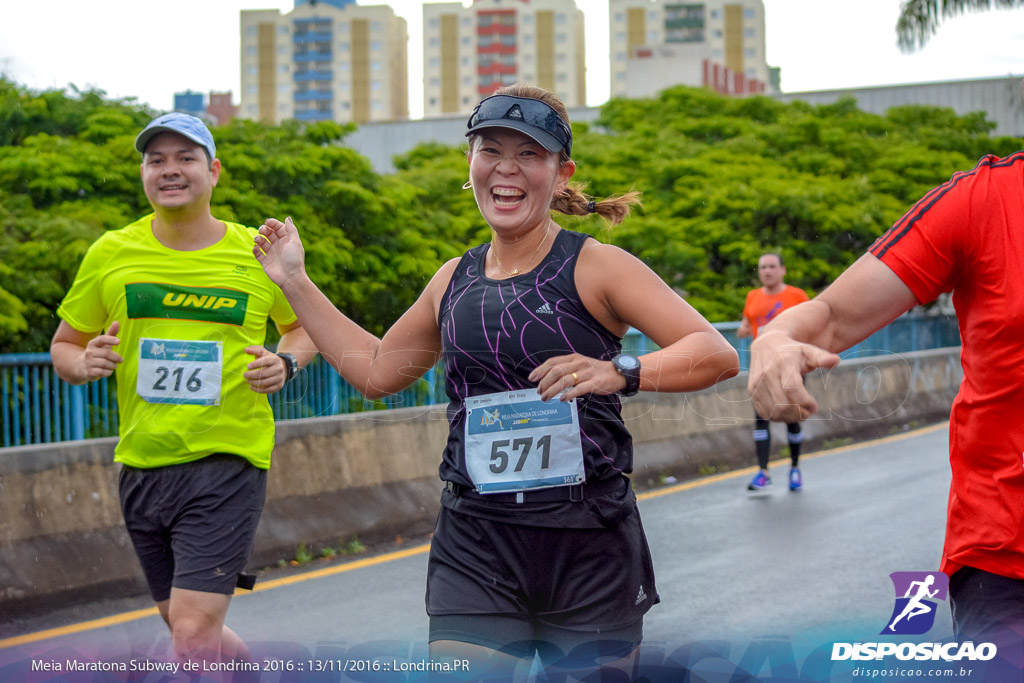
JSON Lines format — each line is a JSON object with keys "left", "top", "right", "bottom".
{"left": 572, "top": 87, "right": 1021, "bottom": 321}
{"left": 1, "top": 77, "right": 1021, "bottom": 352}
{"left": 0, "top": 79, "right": 470, "bottom": 351}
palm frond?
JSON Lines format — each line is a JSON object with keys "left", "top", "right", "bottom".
{"left": 896, "top": 0, "right": 1024, "bottom": 52}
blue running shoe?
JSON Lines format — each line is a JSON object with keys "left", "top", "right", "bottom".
{"left": 789, "top": 467, "right": 803, "bottom": 491}
{"left": 747, "top": 471, "right": 771, "bottom": 491}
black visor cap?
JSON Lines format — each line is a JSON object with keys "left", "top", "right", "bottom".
{"left": 466, "top": 95, "right": 572, "bottom": 157}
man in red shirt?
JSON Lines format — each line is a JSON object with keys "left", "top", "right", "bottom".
{"left": 738, "top": 253, "right": 809, "bottom": 492}
{"left": 748, "top": 140, "right": 1024, "bottom": 677}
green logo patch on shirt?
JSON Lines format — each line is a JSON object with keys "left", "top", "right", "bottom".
{"left": 126, "top": 283, "right": 249, "bottom": 325}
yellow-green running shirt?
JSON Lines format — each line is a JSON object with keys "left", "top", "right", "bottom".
{"left": 57, "top": 215, "right": 297, "bottom": 469}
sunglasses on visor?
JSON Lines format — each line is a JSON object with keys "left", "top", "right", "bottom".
{"left": 466, "top": 95, "right": 573, "bottom": 157}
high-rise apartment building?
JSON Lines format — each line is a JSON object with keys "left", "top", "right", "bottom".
{"left": 240, "top": 0, "right": 408, "bottom": 124}
{"left": 174, "top": 90, "right": 205, "bottom": 117}
{"left": 422, "top": 0, "right": 586, "bottom": 117}
{"left": 609, "top": 0, "right": 771, "bottom": 98}
{"left": 207, "top": 92, "right": 240, "bottom": 126}
{"left": 172, "top": 91, "right": 239, "bottom": 125}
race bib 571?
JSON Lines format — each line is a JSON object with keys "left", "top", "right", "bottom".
{"left": 464, "top": 389, "right": 585, "bottom": 494}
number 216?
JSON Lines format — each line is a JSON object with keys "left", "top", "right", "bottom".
{"left": 152, "top": 366, "right": 203, "bottom": 393}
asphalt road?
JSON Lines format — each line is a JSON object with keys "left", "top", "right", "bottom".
{"left": 0, "top": 424, "right": 957, "bottom": 680}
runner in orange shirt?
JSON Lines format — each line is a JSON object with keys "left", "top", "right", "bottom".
{"left": 737, "top": 253, "right": 809, "bottom": 491}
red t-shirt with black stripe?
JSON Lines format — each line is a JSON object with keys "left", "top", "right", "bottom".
{"left": 870, "top": 152, "right": 1024, "bottom": 580}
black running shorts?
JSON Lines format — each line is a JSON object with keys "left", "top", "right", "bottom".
{"left": 119, "top": 453, "right": 267, "bottom": 601}
{"left": 426, "top": 502, "right": 658, "bottom": 658}
{"left": 949, "top": 566, "right": 1024, "bottom": 675}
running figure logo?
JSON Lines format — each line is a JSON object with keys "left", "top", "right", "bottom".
{"left": 881, "top": 571, "right": 949, "bottom": 635}
{"left": 481, "top": 408, "right": 503, "bottom": 429}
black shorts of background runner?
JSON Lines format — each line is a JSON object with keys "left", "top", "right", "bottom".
{"left": 949, "top": 566, "right": 1024, "bottom": 678}
{"left": 425, "top": 499, "right": 658, "bottom": 660}
{"left": 119, "top": 453, "right": 267, "bottom": 601}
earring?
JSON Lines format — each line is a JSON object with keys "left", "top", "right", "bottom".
{"left": 462, "top": 180, "right": 473, "bottom": 190}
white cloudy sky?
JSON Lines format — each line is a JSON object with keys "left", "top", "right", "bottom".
{"left": 2, "top": 0, "right": 1023, "bottom": 118}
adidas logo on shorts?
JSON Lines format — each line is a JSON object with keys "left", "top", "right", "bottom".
{"left": 535, "top": 302, "right": 554, "bottom": 315}
{"left": 635, "top": 585, "right": 647, "bottom": 606}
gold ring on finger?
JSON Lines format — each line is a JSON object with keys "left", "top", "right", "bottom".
{"left": 572, "top": 371, "right": 579, "bottom": 386}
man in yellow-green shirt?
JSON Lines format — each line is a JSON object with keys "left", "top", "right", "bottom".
{"left": 51, "top": 112, "right": 316, "bottom": 664}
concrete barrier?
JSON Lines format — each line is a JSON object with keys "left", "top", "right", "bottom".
{"left": 0, "top": 348, "right": 962, "bottom": 615}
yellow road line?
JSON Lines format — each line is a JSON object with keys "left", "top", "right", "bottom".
{"left": 0, "top": 607, "right": 160, "bottom": 649}
{"left": 638, "top": 421, "right": 948, "bottom": 501}
{"left": 251, "top": 544, "right": 430, "bottom": 592}
{"left": 0, "top": 422, "right": 948, "bottom": 650}
{"left": 0, "top": 545, "right": 432, "bottom": 651}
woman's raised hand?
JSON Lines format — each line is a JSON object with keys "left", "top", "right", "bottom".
{"left": 253, "top": 217, "right": 306, "bottom": 289}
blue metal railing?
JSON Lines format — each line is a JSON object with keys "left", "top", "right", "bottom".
{"left": 1, "top": 353, "right": 118, "bottom": 446}
{"left": 713, "top": 314, "right": 961, "bottom": 372}
{"left": 0, "top": 316, "right": 959, "bottom": 448}
{"left": 267, "top": 357, "right": 446, "bottom": 421}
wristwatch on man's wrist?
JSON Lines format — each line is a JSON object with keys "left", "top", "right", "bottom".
{"left": 611, "top": 353, "right": 641, "bottom": 396}
{"left": 277, "top": 352, "right": 298, "bottom": 383}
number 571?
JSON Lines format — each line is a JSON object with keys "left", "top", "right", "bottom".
{"left": 489, "top": 435, "right": 552, "bottom": 474}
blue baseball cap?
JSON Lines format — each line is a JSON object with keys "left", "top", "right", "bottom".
{"left": 135, "top": 112, "right": 216, "bottom": 160}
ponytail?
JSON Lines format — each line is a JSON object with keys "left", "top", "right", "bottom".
{"left": 550, "top": 183, "right": 642, "bottom": 226}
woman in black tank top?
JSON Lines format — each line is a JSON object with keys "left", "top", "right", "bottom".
{"left": 254, "top": 84, "right": 739, "bottom": 680}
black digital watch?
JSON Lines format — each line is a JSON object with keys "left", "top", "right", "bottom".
{"left": 276, "top": 352, "right": 298, "bottom": 383}
{"left": 611, "top": 353, "right": 641, "bottom": 396}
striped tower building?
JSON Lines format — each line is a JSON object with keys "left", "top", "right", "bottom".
{"left": 423, "top": 0, "right": 586, "bottom": 117}
{"left": 609, "top": 0, "right": 775, "bottom": 99}
{"left": 240, "top": 0, "right": 408, "bottom": 124}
